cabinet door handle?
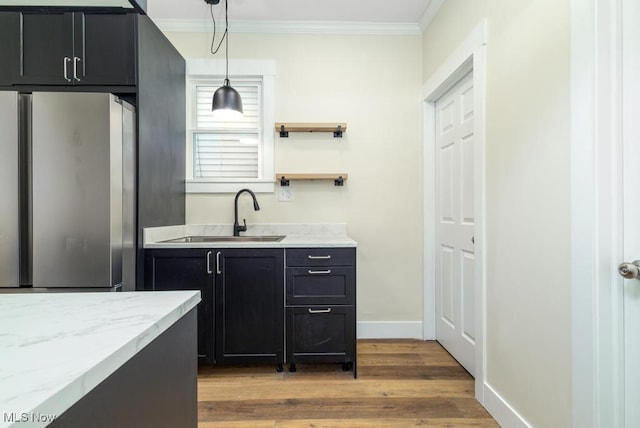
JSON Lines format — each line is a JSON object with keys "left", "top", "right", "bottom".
{"left": 216, "top": 252, "right": 222, "bottom": 274}
{"left": 308, "top": 255, "right": 331, "bottom": 260}
{"left": 73, "top": 56, "right": 81, "bottom": 82}
{"left": 206, "top": 251, "right": 212, "bottom": 274}
{"left": 308, "top": 269, "right": 331, "bottom": 275}
{"left": 63, "top": 57, "right": 72, "bottom": 82}
{"left": 308, "top": 308, "right": 332, "bottom": 314}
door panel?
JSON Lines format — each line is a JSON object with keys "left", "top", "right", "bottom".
{"left": 622, "top": 0, "right": 640, "bottom": 424}
{"left": 146, "top": 250, "right": 214, "bottom": 364}
{"left": 440, "top": 142, "right": 455, "bottom": 221}
{"left": 462, "top": 135, "right": 475, "bottom": 222}
{"left": 0, "top": 13, "right": 19, "bottom": 85}
{"left": 215, "top": 249, "right": 284, "bottom": 364}
{"left": 31, "top": 93, "right": 114, "bottom": 287}
{"left": 462, "top": 250, "right": 475, "bottom": 341}
{"left": 0, "top": 92, "right": 19, "bottom": 287}
{"left": 17, "top": 12, "right": 72, "bottom": 85}
{"left": 78, "top": 13, "right": 136, "bottom": 86}
{"left": 440, "top": 245, "right": 455, "bottom": 326}
{"left": 435, "top": 71, "right": 476, "bottom": 375}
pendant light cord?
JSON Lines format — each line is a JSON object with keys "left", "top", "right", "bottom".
{"left": 225, "top": 0, "right": 230, "bottom": 84}
{"left": 209, "top": 1, "right": 228, "bottom": 57}
{"left": 209, "top": 0, "right": 231, "bottom": 84}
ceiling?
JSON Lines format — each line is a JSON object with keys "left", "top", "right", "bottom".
{"left": 147, "top": 0, "right": 434, "bottom": 23}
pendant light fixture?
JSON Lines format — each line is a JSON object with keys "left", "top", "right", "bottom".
{"left": 207, "top": 0, "right": 243, "bottom": 120}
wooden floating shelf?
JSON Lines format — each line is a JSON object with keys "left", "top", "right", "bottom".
{"left": 276, "top": 173, "right": 348, "bottom": 187}
{"left": 275, "top": 122, "right": 347, "bottom": 138}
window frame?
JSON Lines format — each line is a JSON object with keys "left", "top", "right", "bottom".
{"left": 185, "top": 59, "right": 275, "bottom": 193}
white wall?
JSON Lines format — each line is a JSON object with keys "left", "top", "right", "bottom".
{"left": 163, "top": 31, "right": 425, "bottom": 325}
{"left": 162, "top": 2, "right": 574, "bottom": 423}
{"left": 423, "top": 0, "right": 572, "bottom": 426}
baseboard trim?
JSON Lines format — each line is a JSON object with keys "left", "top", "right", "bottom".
{"left": 483, "top": 382, "right": 531, "bottom": 428}
{"left": 357, "top": 321, "right": 423, "bottom": 339}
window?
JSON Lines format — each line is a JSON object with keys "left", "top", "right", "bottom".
{"left": 186, "top": 59, "right": 275, "bottom": 193}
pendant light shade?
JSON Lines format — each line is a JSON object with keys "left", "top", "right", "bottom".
{"left": 209, "top": 0, "right": 242, "bottom": 120}
{"left": 212, "top": 78, "right": 243, "bottom": 120}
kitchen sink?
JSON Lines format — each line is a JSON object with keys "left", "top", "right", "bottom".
{"left": 160, "top": 235, "right": 286, "bottom": 243}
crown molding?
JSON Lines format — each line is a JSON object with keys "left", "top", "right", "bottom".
{"left": 152, "top": 18, "right": 422, "bottom": 35}
{"left": 419, "top": 0, "right": 445, "bottom": 32}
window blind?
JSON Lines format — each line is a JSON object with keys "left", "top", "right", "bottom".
{"left": 193, "top": 80, "right": 262, "bottom": 179}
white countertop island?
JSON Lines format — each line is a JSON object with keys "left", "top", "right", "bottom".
{"left": 0, "top": 291, "right": 200, "bottom": 428}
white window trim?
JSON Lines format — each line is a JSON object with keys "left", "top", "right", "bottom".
{"left": 185, "top": 59, "right": 276, "bottom": 193}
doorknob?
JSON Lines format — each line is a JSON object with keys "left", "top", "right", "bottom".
{"left": 618, "top": 260, "right": 640, "bottom": 279}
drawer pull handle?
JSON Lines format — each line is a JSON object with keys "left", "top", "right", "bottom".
{"left": 308, "top": 255, "right": 331, "bottom": 260}
{"left": 206, "top": 251, "right": 212, "bottom": 274}
{"left": 308, "top": 269, "right": 331, "bottom": 275}
{"left": 308, "top": 308, "right": 332, "bottom": 314}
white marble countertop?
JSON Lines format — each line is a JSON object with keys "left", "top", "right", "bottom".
{"left": 0, "top": 291, "right": 200, "bottom": 428}
{"left": 144, "top": 223, "right": 358, "bottom": 249}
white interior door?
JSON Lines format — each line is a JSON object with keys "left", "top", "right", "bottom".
{"left": 435, "top": 71, "right": 475, "bottom": 375}
{"left": 622, "top": 0, "right": 640, "bottom": 424}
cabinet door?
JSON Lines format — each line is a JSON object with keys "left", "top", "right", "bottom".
{"left": 0, "top": 12, "right": 19, "bottom": 85}
{"left": 215, "top": 248, "right": 284, "bottom": 364}
{"left": 286, "top": 306, "right": 355, "bottom": 363}
{"left": 145, "top": 249, "right": 214, "bottom": 364}
{"left": 16, "top": 12, "right": 74, "bottom": 85}
{"left": 12, "top": 12, "right": 136, "bottom": 86}
{"left": 75, "top": 13, "right": 136, "bottom": 86}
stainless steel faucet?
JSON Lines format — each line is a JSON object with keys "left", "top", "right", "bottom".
{"left": 233, "top": 189, "right": 260, "bottom": 236}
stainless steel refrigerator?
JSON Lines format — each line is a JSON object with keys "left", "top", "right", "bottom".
{"left": 0, "top": 91, "right": 136, "bottom": 290}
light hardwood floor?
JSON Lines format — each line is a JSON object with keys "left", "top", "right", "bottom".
{"left": 198, "top": 339, "right": 498, "bottom": 427}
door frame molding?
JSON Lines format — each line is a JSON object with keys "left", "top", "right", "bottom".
{"left": 421, "top": 19, "right": 487, "bottom": 403}
{"left": 571, "top": 0, "right": 625, "bottom": 426}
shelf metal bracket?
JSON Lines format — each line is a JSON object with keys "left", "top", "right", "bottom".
{"left": 334, "top": 176, "right": 344, "bottom": 186}
{"left": 280, "top": 176, "right": 290, "bottom": 186}
{"left": 333, "top": 125, "right": 343, "bottom": 138}
{"left": 279, "top": 125, "right": 289, "bottom": 138}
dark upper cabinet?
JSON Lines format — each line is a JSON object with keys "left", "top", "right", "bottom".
{"left": 145, "top": 249, "right": 215, "bottom": 365}
{"left": 74, "top": 13, "right": 136, "bottom": 85}
{"left": 0, "top": 13, "right": 18, "bottom": 86}
{"left": 11, "top": 11, "right": 135, "bottom": 86}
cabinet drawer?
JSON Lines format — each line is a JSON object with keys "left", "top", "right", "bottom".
{"left": 286, "top": 306, "right": 355, "bottom": 362}
{"left": 286, "top": 267, "right": 355, "bottom": 305}
{"left": 286, "top": 248, "right": 355, "bottom": 267}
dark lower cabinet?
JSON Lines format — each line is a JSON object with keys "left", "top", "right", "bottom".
{"left": 144, "top": 246, "right": 355, "bottom": 375}
{"left": 287, "top": 306, "right": 355, "bottom": 361}
{"left": 145, "top": 249, "right": 214, "bottom": 364}
{"left": 285, "top": 248, "right": 357, "bottom": 377}
{"left": 49, "top": 309, "right": 197, "bottom": 428}
{"left": 215, "top": 248, "right": 284, "bottom": 367}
